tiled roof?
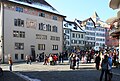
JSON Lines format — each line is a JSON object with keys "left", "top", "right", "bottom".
{"left": 8, "top": 0, "right": 56, "bottom": 10}
{"left": 63, "top": 19, "right": 86, "bottom": 32}
{"left": 4, "top": 0, "right": 65, "bottom": 16}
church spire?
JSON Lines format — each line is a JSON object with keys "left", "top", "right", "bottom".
{"left": 92, "top": 11, "right": 99, "bottom": 18}
{"left": 91, "top": 11, "right": 100, "bottom": 23}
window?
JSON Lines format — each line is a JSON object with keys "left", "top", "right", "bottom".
{"left": 16, "top": 7, "right": 23, "bottom": 12}
{"left": 52, "top": 45, "right": 58, "bottom": 50}
{"left": 13, "top": 31, "right": 19, "bottom": 37}
{"left": 76, "top": 34, "right": 77, "bottom": 38}
{"left": 53, "top": 16, "right": 57, "bottom": 20}
{"left": 56, "top": 37, "right": 60, "bottom": 41}
{"left": 14, "top": 19, "right": 17, "bottom": 26}
{"left": 14, "top": 19, "right": 24, "bottom": 27}
{"left": 15, "top": 54, "right": 18, "bottom": 60}
{"left": 66, "top": 41, "right": 69, "bottom": 45}
{"left": 78, "top": 40, "right": 81, "bottom": 44}
{"left": 72, "top": 33, "right": 75, "bottom": 38}
{"left": 81, "top": 34, "right": 83, "bottom": 38}
{"left": 36, "top": 34, "right": 41, "bottom": 39}
{"left": 46, "top": 24, "right": 51, "bottom": 31}
{"left": 36, "top": 34, "right": 47, "bottom": 40}
{"left": 15, "top": 43, "right": 24, "bottom": 50}
{"left": 39, "top": 12, "right": 45, "bottom": 17}
{"left": 21, "top": 54, "right": 24, "bottom": 60}
{"left": 66, "top": 35, "right": 69, "bottom": 39}
{"left": 78, "top": 34, "right": 80, "bottom": 38}
{"left": 38, "top": 44, "right": 45, "bottom": 50}
{"left": 13, "top": 31, "right": 25, "bottom": 38}
{"left": 64, "top": 23, "right": 68, "bottom": 27}
{"left": 42, "top": 35, "right": 47, "bottom": 40}
{"left": 65, "top": 30, "right": 69, "bottom": 34}
{"left": 87, "top": 22, "right": 90, "bottom": 25}
{"left": 74, "top": 40, "right": 77, "bottom": 44}
{"left": 52, "top": 25, "right": 57, "bottom": 32}
{"left": 71, "top": 40, "right": 75, "bottom": 44}
{"left": 19, "top": 31, "right": 25, "bottom": 38}
{"left": 50, "top": 36, "right": 55, "bottom": 40}
{"left": 18, "top": 19, "right": 21, "bottom": 26}
{"left": 39, "top": 23, "right": 44, "bottom": 30}
{"left": 21, "top": 20, "right": 24, "bottom": 27}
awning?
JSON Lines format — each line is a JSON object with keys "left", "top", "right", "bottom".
{"left": 109, "top": 0, "right": 120, "bottom": 9}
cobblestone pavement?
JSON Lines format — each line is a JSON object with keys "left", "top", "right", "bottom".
{"left": 0, "top": 61, "right": 120, "bottom": 81}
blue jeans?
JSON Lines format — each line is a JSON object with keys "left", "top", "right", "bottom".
{"left": 9, "top": 64, "right": 12, "bottom": 71}
{"left": 100, "top": 69, "right": 108, "bottom": 81}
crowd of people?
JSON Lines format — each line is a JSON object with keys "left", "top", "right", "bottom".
{"left": 94, "top": 50, "right": 119, "bottom": 81}
{"left": 0, "top": 47, "right": 119, "bottom": 81}
{"left": 42, "top": 52, "right": 65, "bottom": 65}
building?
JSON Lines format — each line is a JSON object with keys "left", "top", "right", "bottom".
{"left": 63, "top": 20, "right": 86, "bottom": 52}
{"left": 0, "top": 0, "right": 65, "bottom": 62}
{"left": 79, "top": 12, "right": 107, "bottom": 51}
{"left": 82, "top": 17, "right": 96, "bottom": 50}
{"left": 109, "top": 0, "right": 120, "bottom": 63}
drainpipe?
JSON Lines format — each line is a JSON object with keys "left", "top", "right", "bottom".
{"left": 1, "top": 2, "right": 5, "bottom": 63}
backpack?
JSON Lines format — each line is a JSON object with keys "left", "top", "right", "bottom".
{"left": 101, "top": 59, "right": 108, "bottom": 70}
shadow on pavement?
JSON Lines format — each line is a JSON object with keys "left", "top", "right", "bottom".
{"left": 0, "top": 71, "right": 26, "bottom": 81}
{"left": 14, "top": 68, "right": 120, "bottom": 81}
{"left": 16, "top": 70, "right": 100, "bottom": 81}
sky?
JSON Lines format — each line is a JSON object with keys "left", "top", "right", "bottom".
{"left": 46, "top": 0, "right": 118, "bottom": 22}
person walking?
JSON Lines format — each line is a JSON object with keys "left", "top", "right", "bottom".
{"left": 95, "top": 54, "right": 101, "bottom": 70}
{"left": 76, "top": 55, "right": 80, "bottom": 69}
{"left": 72, "top": 54, "right": 76, "bottom": 70}
{"left": 100, "top": 55, "right": 108, "bottom": 81}
{"left": 107, "top": 54, "right": 113, "bottom": 81}
{"left": 49, "top": 54, "right": 53, "bottom": 65}
{"left": 25, "top": 55, "right": 29, "bottom": 64}
{"left": 69, "top": 53, "right": 73, "bottom": 69}
{"left": 8, "top": 57, "right": 13, "bottom": 71}
{"left": 43, "top": 54, "right": 48, "bottom": 65}
{"left": 29, "top": 56, "right": 32, "bottom": 65}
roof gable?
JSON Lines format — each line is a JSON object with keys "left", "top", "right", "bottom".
{"left": 14, "top": 0, "right": 57, "bottom": 11}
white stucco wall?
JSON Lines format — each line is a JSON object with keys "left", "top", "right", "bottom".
{"left": 1, "top": 2, "right": 63, "bottom": 62}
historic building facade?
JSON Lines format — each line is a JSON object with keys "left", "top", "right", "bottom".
{"left": 81, "top": 12, "right": 107, "bottom": 51}
{"left": 0, "top": 0, "right": 65, "bottom": 62}
{"left": 63, "top": 20, "right": 86, "bottom": 52}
